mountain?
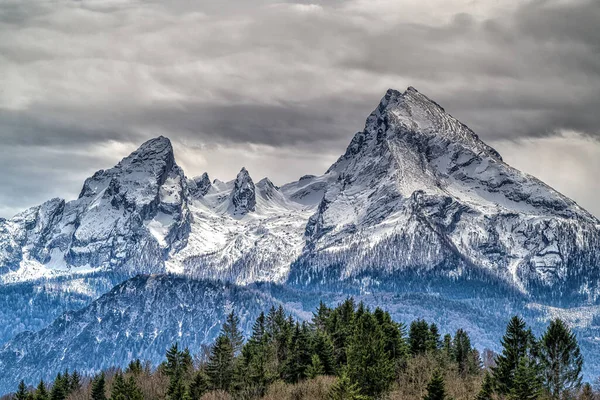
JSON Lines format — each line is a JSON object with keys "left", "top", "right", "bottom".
{"left": 3, "top": 88, "right": 599, "bottom": 302}
{"left": 0, "top": 137, "right": 191, "bottom": 282}
{"left": 0, "top": 275, "right": 294, "bottom": 393}
{"left": 1, "top": 87, "right": 600, "bottom": 392}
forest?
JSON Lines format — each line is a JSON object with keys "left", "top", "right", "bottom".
{"left": 5, "top": 298, "right": 595, "bottom": 400}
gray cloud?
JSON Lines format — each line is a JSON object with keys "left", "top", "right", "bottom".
{"left": 0, "top": 0, "right": 599, "bottom": 217}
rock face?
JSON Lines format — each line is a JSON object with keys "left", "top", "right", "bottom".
{"left": 230, "top": 168, "right": 256, "bottom": 215}
{"left": 0, "top": 137, "right": 191, "bottom": 281}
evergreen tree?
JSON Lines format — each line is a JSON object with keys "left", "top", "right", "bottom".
{"left": 206, "top": 335, "right": 235, "bottom": 391}
{"left": 330, "top": 298, "right": 356, "bottom": 368}
{"left": 91, "top": 373, "right": 107, "bottom": 400}
{"left": 475, "top": 371, "right": 494, "bottom": 400}
{"left": 49, "top": 374, "right": 66, "bottom": 400}
{"left": 188, "top": 371, "right": 209, "bottom": 400}
{"left": 313, "top": 330, "right": 336, "bottom": 375}
{"left": 313, "top": 301, "right": 331, "bottom": 332}
{"left": 374, "top": 307, "right": 408, "bottom": 364}
{"left": 15, "top": 380, "right": 28, "bottom": 400}
{"left": 34, "top": 381, "right": 49, "bottom": 400}
{"left": 283, "top": 323, "right": 312, "bottom": 383}
{"left": 454, "top": 329, "right": 476, "bottom": 375}
{"left": 409, "top": 319, "right": 431, "bottom": 356}
{"left": 424, "top": 370, "right": 446, "bottom": 400}
{"left": 492, "top": 316, "right": 537, "bottom": 395}
{"left": 428, "top": 324, "right": 441, "bottom": 352}
{"left": 126, "top": 360, "right": 143, "bottom": 375}
{"left": 241, "top": 312, "right": 276, "bottom": 395}
{"left": 70, "top": 370, "right": 81, "bottom": 393}
{"left": 346, "top": 311, "right": 395, "bottom": 397}
{"left": 442, "top": 334, "right": 453, "bottom": 360}
{"left": 110, "top": 372, "right": 128, "bottom": 400}
{"left": 125, "top": 377, "right": 143, "bottom": 400}
{"left": 221, "top": 311, "right": 244, "bottom": 356}
{"left": 306, "top": 354, "right": 325, "bottom": 379}
{"left": 508, "top": 357, "right": 542, "bottom": 400}
{"left": 328, "top": 373, "right": 368, "bottom": 400}
{"left": 539, "top": 318, "right": 583, "bottom": 399}
{"left": 165, "top": 344, "right": 193, "bottom": 400}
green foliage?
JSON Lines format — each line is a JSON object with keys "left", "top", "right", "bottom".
{"left": 346, "top": 310, "right": 395, "bottom": 397}
{"left": 423, "top": 370, "right": 446, "bottom": 400}
{"left": 222, "top": 311, "right": 244, "bottom": 356}
{"left": 206, "top": 335, "right": 235, "bottom": 391}
{"left": 312, "top": 330, "right": 336, "bottom": 375}
{"left": 34, "top": 381, "right": 49, "bottom": 400}
{"left": 328, "top": 373, "right": 368, "bottom": 400}
{"left": 508, "top": 357, "right": 542, "bottom": 400}
{"left": 492, "top": 315, "right": 537, "bottom": 395}
{"left": 475, "top": 371, "right": 494, "bottom": 400}
{"left": 91, "top": 373, "right": 107, "bottom": 400}
{"left": 539, "top": 318, "right": 583, "bottom": 399}
{"left": 165, "top": 344, "right": 193, "bottom": 400}
{"left": 126, "top": 359, "right": 143, "bottom": 375}
{"left": 15, "top": 380, "right": 28, "bottom": 400}
{"left": 283, "top": 323, "right": 312, "bottom": 383}
{"left": 306, "top": 354, "right": 325, "bottom": 379}
{"left": 409, "top": 319, "right": 431, "bottom": 356}
{"left": 188, "top": 371, "right": 209, "bottom": 400}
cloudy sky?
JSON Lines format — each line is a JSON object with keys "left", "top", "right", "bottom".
{"left": 1, "top": 0, "right": 599, "bottom": 218}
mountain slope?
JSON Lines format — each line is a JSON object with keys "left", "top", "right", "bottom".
{"left": 289, "top": 88, "right": 600, "bottom": 302}
{"left": 0, "top": 275, "right": 289, "bottom": 393}
{"left": 0, "top": 137, "right": 191, "bottom": 282}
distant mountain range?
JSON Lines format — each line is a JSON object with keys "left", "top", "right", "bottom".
{"left": 1, "top": 87, "right": 599, "bottom": 393}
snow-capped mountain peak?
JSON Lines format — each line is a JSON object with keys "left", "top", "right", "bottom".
{"left": 230, "top": 167, "right": 256, "bottom": 215}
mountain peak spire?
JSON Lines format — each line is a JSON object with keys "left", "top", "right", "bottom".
{"left": 230, "top": 167, "right": 256, "bottom": 215}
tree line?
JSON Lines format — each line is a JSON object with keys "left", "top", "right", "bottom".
{"left": 8, "top": 299, "right": 592, "bottom": 400}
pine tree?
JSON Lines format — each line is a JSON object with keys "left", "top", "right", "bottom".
{"left": 35, "top": 381, "right": 49, "bottom": 400}
{"left": 91, "top": 373, "right": 107, "bottom": 400}
{"left": 346, "top": 311, "right": 395, "bottom": 397}
{"left": 508, "top": 357, "right": 542, "bottom": 400}
{"left": 313, "top": 301, "right": 331, "bottom": 332}
{"left": 492, "top": 316, "right": 537, "bottom": 395}
{"left": 475, "top": 371, "right": 494, "bottom": 400}
{"left": 126, "top": 376, "right": 143, "bottom": 400}
{"left": 539, "top": 318, "right": 583, "bottom": 399}
{"left": 424, "top": 370, "right": 446, "bottom": 400}
{"left": 165, "top": 344, "right": 193, "bottom": 400}
{"left": 70, "top": 370, "right": 81, "bottom": 393}
{"left": 241, "top": 312, "right": 276, "bottom": 395}
{"left": 110, "top": 372, "right": 128, "bottom": 400}
{"left": 328, "top": 373, "right": 368, "bottom": 400}
{"left": 126, "top": 360, "right": 143, "bottom": 375}
{"left": 454, "top": 329, "right": 476, "bottom": 375}
{"left": 428, "top": 324, "right": 441, "bottom": 352}
{"left": 206, "top": 335, "right": 235, "bottom": 391}
{"left": 15, "top": 380, "right": 28, "bottom": 400}
{"left": 283, "top": 322, "right": 313, "bottom": 383}
{"left": 409, "top": 319, "right": 431, "bottom": 356}
{"left": 50, "top": 374, "right": 66, "bottom": 400}
{"left": 222, "top": 311, "right": 244, "bottom": 356}
{"left": 188, "top": 371, "right": 209, "bottom": 400}
{"left": 374, "top": 307, "right": 408, "bottom": 364}
{"left": 313, "top": 330, "right": 336, "bottom": 375}
{"left": 306, "top": 354, "right": 325, "bottom": 379}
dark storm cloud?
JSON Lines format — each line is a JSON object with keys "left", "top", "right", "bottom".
{"left": 1, "top": 0, "right": 599, "bottom": 217}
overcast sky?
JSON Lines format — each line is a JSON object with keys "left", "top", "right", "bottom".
{"left": 1, "top": 0, "right": 599, "bottom": 218}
